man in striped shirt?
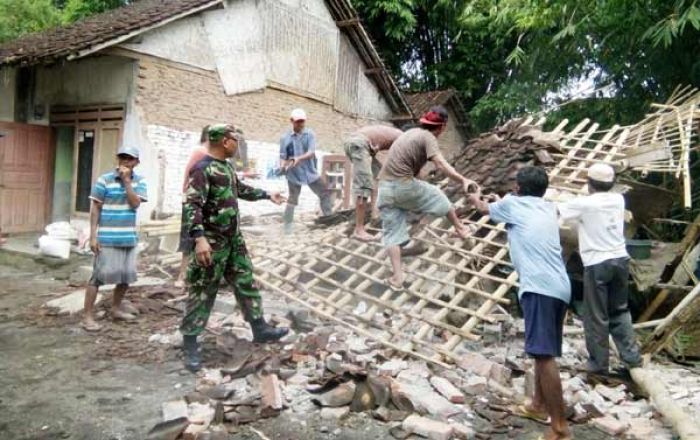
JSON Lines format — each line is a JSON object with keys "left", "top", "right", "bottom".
{"left": 82, "top": 146, "right": 148, "bottom": 331}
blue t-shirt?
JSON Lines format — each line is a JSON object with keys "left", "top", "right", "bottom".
{"left": 89, "top": 170, "right": 148, "bottom": 247}
{"left": 279, "top": 128, "right": 320, "bottom": 186}
{"left": 489, "top": 195, "right": 571, "bottom": 304}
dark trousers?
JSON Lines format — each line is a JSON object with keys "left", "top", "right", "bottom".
{"left": 582, "top": 257, "right": 642, "bottom": 372}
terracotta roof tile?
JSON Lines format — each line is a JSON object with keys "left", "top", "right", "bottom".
{"left": 0, "top": 0, "right": 222, "bottom": 66}
{"left": 432, "top": 120, "right": 564, "bottom": 196}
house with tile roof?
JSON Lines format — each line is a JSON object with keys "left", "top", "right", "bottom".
{"left": 0, "top": 0, "right": 412, "bottom": 233}
{"left": 404, "top": 89, "right": 469, "bottom": 160}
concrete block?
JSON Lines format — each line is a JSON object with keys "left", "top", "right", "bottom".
{"left": 45, "top": 290, "right": 103, "bottom": 315}
{"left": 462, "top": 375, "right": 487, "bottom": 395}
{"left": 320, "top": 406, "right": 350, "bottom": 420}
{"left": 260, "top": 374, "right": 283, "bottom": 410}
{"left": 430, "top": 376, "right": 465, "bottom": 404}
{"left": 162, "top": 399, "right": 189, "bottom": 422}
{"left": 591, "top": 415, "right": 628, "bottom": 436}
{"left": 595, "top": 384, "right": 626, "bottom": 404}
{"left": 402, "top": 415, "right": 454, "bottom": 440}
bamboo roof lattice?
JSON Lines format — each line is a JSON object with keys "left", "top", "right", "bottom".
{"left": 250, "top": 88, "right": 700, "bottom": 367}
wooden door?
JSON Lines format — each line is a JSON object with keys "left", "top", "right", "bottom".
{"left": 0, "top": 122, "right": 53, "bottom": 233}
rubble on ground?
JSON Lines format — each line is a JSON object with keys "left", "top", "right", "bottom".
{"left": 141, "top": 293, "right": 683, "bottom": 440}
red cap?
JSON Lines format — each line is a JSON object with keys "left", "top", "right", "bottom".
{"left": 419, "top": 110, "right": 448, "bottom": 126}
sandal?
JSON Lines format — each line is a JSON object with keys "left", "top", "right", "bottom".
{"left": 384, "top": 279, "right": 410, "bottom": 292}
{"left": 512, "top": 403, "right": 549, "bottom": 424}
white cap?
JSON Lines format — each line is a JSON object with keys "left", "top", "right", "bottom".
{"left": 290, "top": 108, "right": 307, "bottom": 121}
{"left": 588, "top": 163, "right": 615, "bottom": 183}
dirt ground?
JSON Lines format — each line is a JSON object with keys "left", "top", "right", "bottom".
{"left": 0, "top": 258, "right": 613, "bottom": 440}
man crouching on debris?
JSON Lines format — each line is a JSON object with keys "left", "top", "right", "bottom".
{"left": 469, "top": 166, "right": 572, "bottom": 440}
{"left": 378, "top": 106, "right": 477, "bottom": 290}
{"left": 82, "top": 146, "right": 148, "bottom": 332}
{"left": 181, "top": 124, "right": 289, "bottom": 372}
{"left": 558, "top": 164, "right": 642, "bottom": 375}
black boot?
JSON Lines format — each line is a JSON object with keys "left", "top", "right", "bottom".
{"left": 183, "top": 335, "right": 202, "bottom": 372}
{"left": 251, "top": 318, "right": 289, "bottom": 343}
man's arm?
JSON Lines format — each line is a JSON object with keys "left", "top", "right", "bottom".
{"left": 236, "top": 174, "right": 270, "bottom": 202}
{"left": 185, "top": 167, "right": 214, "bottom": 266}
{"left": 291, "top": 131, "right": 316, "bottom": 165}
{"left": 184, "top": 167, "right": 209, "bottom": 240}
{"left": 431, "top": 154, "right": 479, "bottom": 193}
{"left": 119, "top": 167, "right": 142, "bottom": 209}
{"left": 468, "top": 193, "right": 491, "bottom": 216}
{"left": 89, "top": 200, "right": 102, "bottom": 254}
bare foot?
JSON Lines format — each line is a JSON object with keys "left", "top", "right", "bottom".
{"left": 112, "top": 310, "right": 136, "bottom": 322}
{"left": 352, "top": 230, "right": 378, "bottom": 242}
{"left": 454, "top": 224, "right": 472, "bottom": 240}
{"left": 543, "top": 427, "right": 572, "bottom": 440}
{"left": 119, "top": 300, "right": 139, "bottom": 316}
{"left": 81, "top": 318, "right": 102, "bottom": 332}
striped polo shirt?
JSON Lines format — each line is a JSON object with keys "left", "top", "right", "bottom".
{"left": 90, "top": 170, "right": 148, "bottom": 247}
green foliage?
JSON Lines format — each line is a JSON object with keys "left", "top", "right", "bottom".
{"left": 355, "top": 0, "right": 700, "bottom": 133}
{"left": 0, "top": 0, "right": 128, "bottom": 43}
{"left": 61, "top": 0, "right": 128, "bottom": 23}
{"left": 0, "top": 0, "right": 62, "bottom": 43}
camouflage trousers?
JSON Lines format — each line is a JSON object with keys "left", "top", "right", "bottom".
{"left": 180, "top": 232, "right": 263, "bottom": 336}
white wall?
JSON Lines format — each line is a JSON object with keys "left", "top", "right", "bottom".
{"left": 204, "top": 0, "right": 267, "bottom": 95}
{"left": 121, "top": 0, "right": 393, "bottom": 120}
{"left": 0, "top": 67, "right": 15, "bottom": 122}
{"left": 119, "top": 15, "right": 216, "bottom": 70}
{"left": 145, "top": 124, "right": 327, "bottom": 218}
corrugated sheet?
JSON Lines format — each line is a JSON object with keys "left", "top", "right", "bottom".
{"left": 334, "top": 34, "right": 359, "bottom": 115}
{"left": 263, "top": 1, "right": 338, "bottom": 103}
{"left": 204, "top": 2, "right": 266, "bottom": 95}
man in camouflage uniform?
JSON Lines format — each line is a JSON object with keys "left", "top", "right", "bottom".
{"left": 181, "top": 124, "right": 289, "bottom": 372}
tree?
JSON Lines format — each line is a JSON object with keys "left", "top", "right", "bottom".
{"left": 61, "top": 0, "right": 128, "bottom": 23}
{"left": 0, "top": 0, "right": 62, "bottom": 43}
{"left": 0, "top": 0, "right": 128, "bottom": 43}
{"left": 354, "top": 0, "right": 700, "bottom": 132}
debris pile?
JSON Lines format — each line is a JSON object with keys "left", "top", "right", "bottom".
{"left": 144, "top": 298, "right": 682, "bottom": 439}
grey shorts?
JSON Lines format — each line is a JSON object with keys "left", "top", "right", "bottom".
{"left": 377, "top": 179, "right": 451, "bottom": 247}
{"left": 344, "top": 136, "right": 382, "bottom": 198}
{"left": 89, "top": 246, "right": 138, "bottom": 287}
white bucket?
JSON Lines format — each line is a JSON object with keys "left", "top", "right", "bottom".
{"left": 38, "top": 235, "right": 71, "bottom": 259}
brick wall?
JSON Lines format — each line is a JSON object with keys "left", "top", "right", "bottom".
{"left": 146, "top": 124, "right": 331, "bottom": 217}
{"left": 135, "top": 58, "right": 389, "bottom": 154}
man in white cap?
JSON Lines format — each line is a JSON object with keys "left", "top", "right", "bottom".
{"left": 279, "top": 109, "right": 332, "bottom": 233}
{"left": 559, "top": 163, "right": 642, "bottom": 374}
{"left": 82, "top": 146, "right": 148, "bottom": 331}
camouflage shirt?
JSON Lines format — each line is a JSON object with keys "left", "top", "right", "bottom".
{"left": 184, "top": 156, "right": 269, "bottom": 242}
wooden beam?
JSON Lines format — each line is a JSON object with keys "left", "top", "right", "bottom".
{"left": 639, "top": 212, "right": 700, "bottom": 321}
{"left": 641, "top": 282, "right": 700, "bottom": 354}
{"left": 335, "top": 17, "right": 360, "bottom": 28}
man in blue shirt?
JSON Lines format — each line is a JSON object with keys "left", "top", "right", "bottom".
{"left": 82, "top": 146, "right": 147, "bottom": 332}
{"left": 469, "top": 166, "right": 571, "bottom": 440}
{"left": 279, "top": 108, "right": 332, "bottom": 233}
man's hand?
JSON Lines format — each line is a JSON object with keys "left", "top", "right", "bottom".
{"left": 194, "top": 237, "right": 213, "bottom": 267}
{"left": 462, "top": 178, "right": 479, "bottom": 194}
{"left": 118, "top": 166, "right": 132, "bottom": 183}
{"left": 288, "top": 157, "right": 300, "bottom": 168}
{"left": 269, "top": 192, "right": 287, "bottom": 205}
{"left": 90, "top": 236, "right": 101, "bottom": 254}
